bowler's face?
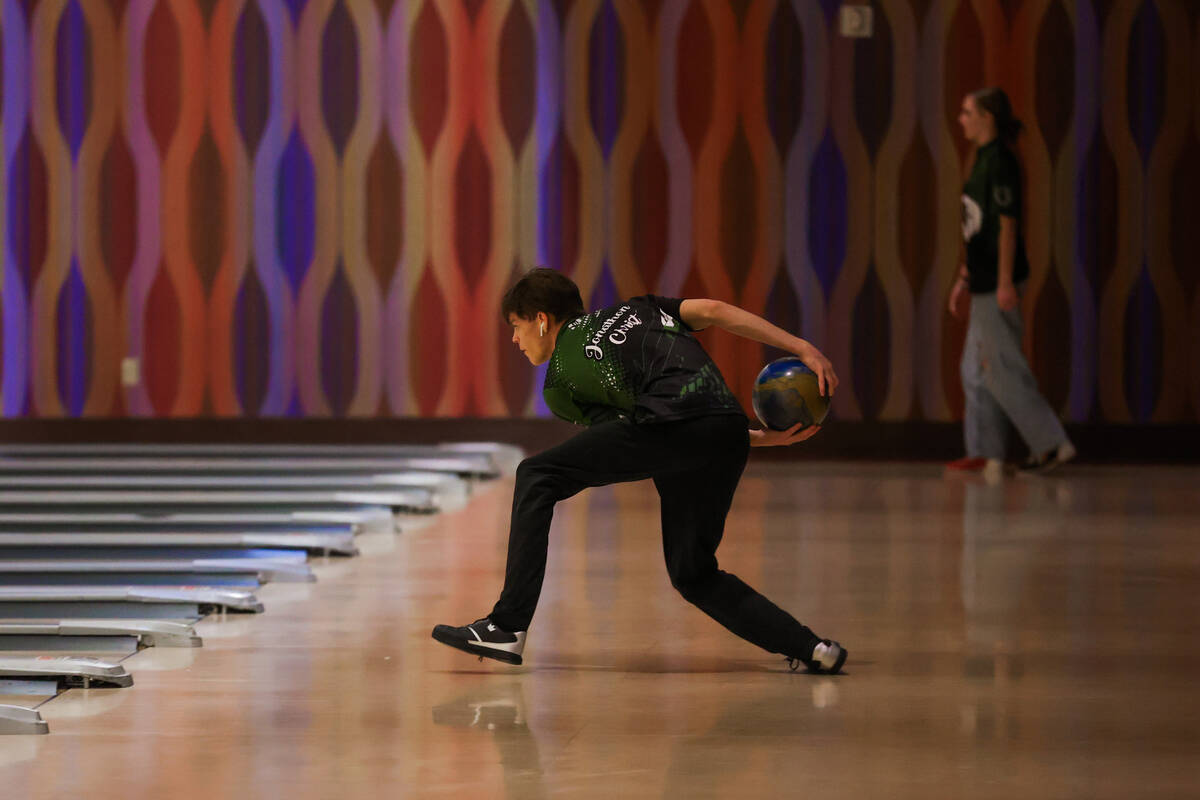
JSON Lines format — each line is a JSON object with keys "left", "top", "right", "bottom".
{"left": 509, "top": 313, "right": 554, "bottom": 365}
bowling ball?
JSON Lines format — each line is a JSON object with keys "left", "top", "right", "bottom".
{"left": 752, "top": 357, "right": 830, "bottom": 431}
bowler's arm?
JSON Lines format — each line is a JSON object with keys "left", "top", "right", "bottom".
{"left": 678, "top": 299, "right": 838, "bottom": 397}
{"left": 678, "top": 299, "right": 837, "bottom": 448}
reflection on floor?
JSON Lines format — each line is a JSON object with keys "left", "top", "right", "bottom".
{"left": 2, "top": 463, "right": 1198, "bottom": 798}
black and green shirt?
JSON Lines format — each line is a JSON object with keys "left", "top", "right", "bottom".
{"left": 961, "top": 139, "right": 1030, "bottom": 293}
{"left": 543, "top": 295, "right": 745, "bottom": 426}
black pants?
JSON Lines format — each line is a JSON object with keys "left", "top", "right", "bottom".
{"left": 489, "top": 414, "right": 821, "bottom": 660}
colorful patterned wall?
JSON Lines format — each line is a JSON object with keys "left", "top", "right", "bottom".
{"left": 2, "top": 0, "right": 1198, "bottom": 422}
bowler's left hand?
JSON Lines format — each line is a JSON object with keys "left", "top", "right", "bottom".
{"left": 749, "top": 422, "right": 822, "bottom": 447}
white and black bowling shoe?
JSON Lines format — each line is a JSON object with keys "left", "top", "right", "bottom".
{"left": 787, "top": 639, "right": 848, "bottom": 674}
{"left": 432, "top": 618, "right": 526, "bottom": 665}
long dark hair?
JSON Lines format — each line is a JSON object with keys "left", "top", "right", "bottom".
{"left": 971, "top": 87, "right": 1023, "bottom": 145}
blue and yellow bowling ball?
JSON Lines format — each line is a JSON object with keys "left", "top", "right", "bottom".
{"left": 752, "top": 357, "right": 830, "bottom": 431}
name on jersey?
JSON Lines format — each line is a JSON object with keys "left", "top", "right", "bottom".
{"left": 584, "top": 306, "right": 643, "bottom": 361}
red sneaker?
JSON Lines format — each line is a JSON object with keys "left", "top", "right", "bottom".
{"left": 946, "top": 456, "right": 988, "bottom": 471}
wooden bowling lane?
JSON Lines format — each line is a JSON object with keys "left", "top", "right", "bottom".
{"left": 0, "top": 464, "right": 1197, "bottom": 798}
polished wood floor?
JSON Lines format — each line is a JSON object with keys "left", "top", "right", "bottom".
{"left": 1, "top": 462, "right": 1197, "bottom": 798}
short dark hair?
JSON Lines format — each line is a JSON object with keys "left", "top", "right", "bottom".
{"left": 500, "top": 267, "right": 585, "bottom": 323}
{"left": 971, "top": 87, "right": 1024, "bottom": 144}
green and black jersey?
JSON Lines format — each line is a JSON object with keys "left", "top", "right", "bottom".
{"left": 543, "top": 295, "right": 745, "bottom": 426}
{"left": 961, "top": 139, "right": 1030, "bottom": 294}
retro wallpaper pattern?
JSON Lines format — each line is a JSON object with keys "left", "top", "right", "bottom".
{"left": 2, "top": 0, "right": 1198, "bottom": 422}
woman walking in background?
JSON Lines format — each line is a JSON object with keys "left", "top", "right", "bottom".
{"left": 946, "top": 87, "right": 1075, "bottom": 478}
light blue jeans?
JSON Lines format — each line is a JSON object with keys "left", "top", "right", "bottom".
{"left": 961, "top": 290, "right": 1068, "bottom": 460}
